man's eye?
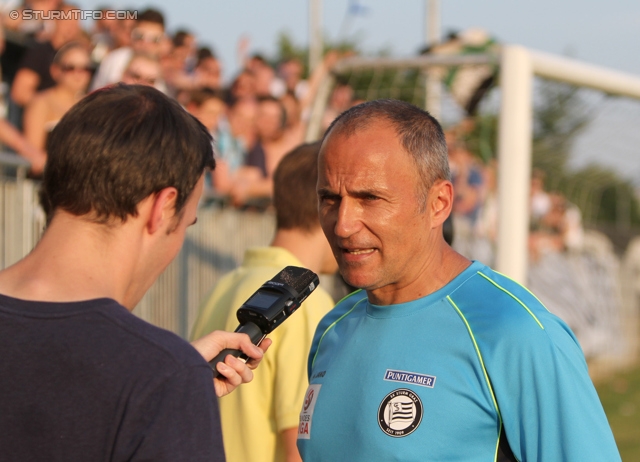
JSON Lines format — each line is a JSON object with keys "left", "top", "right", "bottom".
{"left": 319, "top": 194, "right": 338, "bottom": 205}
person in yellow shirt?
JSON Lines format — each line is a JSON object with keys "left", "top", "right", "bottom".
{"left": 191, "top": 141, "right": 338, "bottom": 462}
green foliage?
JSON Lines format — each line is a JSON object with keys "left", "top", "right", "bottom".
{"left": 531, "top": 82, "right": 590, "bottom": 193}
{"left": 337, "top": 68, "right": 425, "bottom": 106}
{"left": 272, "top": 29, "right": 422, "bottom": 104}
{"left": 325, "top": 35, "right": 362, "bottom": 55}
{"left": 275, "top": 31, "right": 309, "bottom": 75}
{"left": 462, "top": 112, "right": 498, "bottom": 164}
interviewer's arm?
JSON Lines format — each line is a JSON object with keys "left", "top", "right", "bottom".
{"left": 191, "top": 330, "right": 271, "bottom": 397}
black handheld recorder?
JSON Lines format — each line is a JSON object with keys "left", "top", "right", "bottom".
{"left": 209, "top": 266, "right": 319, "bottom": 378}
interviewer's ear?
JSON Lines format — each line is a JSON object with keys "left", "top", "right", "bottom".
{"left": 147, "top": 187, "right": 178, "bottom": 234}
{"left": 429, "top": 179, "right": 454, "bottom": 229}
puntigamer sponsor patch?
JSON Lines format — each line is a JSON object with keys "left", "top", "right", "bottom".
{"left": 384, "top": 369, "right": 436, "bottom": 388}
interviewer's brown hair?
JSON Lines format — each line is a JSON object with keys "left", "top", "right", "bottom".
{"left": 42, "top": 84, "right": 214, "bottom": 224}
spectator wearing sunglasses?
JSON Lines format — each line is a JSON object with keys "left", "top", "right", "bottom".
{"left": 121, "top": 53, "right": 161, "bottom": 87}
{"left": 91, "top": 8, "right": 166, "bottom": 91}
{"left": 23, "top": 42, "right": 92, "bottom": 156}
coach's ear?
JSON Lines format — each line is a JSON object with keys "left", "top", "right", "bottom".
{"left": 429, "top": 179, "right": 454, "bottom": 229}
{"left": 147, "top": 187, "right": 178, "bottom": 234}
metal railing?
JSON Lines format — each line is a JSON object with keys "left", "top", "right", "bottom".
{"left": 0, "top": 153, "right": 43, "bottom": 268}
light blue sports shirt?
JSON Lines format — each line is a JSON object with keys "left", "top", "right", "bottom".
{"left": 297, "top": 261, "right": 620, "bottom": 461}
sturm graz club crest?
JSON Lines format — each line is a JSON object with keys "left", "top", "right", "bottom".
{"left": 378, "top": 388, "right": 423, "bottom": 437}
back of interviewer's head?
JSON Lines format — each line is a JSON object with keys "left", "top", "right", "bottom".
{"left": 272, "top": 141, "right": 321, "bottom": 233}
{"left": 42, "top": 84, "right": 214, "bottom": 224}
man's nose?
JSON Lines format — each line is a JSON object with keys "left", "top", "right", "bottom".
{"left": 334, "top": 197, "right": 362, "bottom": 238}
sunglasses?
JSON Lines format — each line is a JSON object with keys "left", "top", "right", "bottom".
{"left": 125, "top": 70, "right": 157, "bottom": 85}
{"left": 131, "top": 30, "right": 164, "bottom": 44}
{"left": 59, "top": 64, "right": 92, "bottom": 73}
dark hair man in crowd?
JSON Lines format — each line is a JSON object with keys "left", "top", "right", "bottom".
{"left": 191, "top": 142, "right": 337, "bottom": 462}
{"left": 297, "top": 99, "right": 621, "bottom": 461}
{"left": 0, "top": 84, "right": 268, "bottom": 461}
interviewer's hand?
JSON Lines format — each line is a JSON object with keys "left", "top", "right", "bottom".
{"left": 191, "top": 331, "right": 272, "bottom": 397}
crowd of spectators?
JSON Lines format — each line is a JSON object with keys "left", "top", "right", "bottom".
{"left": 445, "top": 127, "right": 585, "bottom": 266}
{"left": 0, "top": 2, "right": 352, "bottom": 207}
{"left": 528, "top": 168, "right": 584, "bottom": 260}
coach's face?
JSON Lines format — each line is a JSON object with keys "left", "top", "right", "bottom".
{"left": 317, "top": 120, "right": 435, "bottom": 305}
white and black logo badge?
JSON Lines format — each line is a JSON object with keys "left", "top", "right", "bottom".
{"left": 378, "top": 388, "right": 423, "bottom": 438}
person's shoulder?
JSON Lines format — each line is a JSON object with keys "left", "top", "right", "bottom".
{"left": 19, "top": 40, "right": 54, "bottom": 67}
{"left": 307, "top": 290, "right": 367, "bottom": 376}
{"left": 27, "top": 39, "right": 55, "bottom": 54}
{"left": 96, "top": 47, "right": 133, "bottom": 73}
{"left": 102, "top": 46, "right": 133, "bottom": 62}
{"left": 99, "top": 300, "right": 207, "bottom": 370}
{"left": 207, "top": 264, "right": 283, "bottom": 304}
{"left": 317, "top": 289, "right": 366, "bottom": 327}
{"left": 26, "top": 89, "right": 51, "bottom": 109}
{"left": 335, "top": 288, "right": 367, "bottom": 308}
{"left": 310, "top": 285, "right": 335, "bottom": 310}
{"left": 192, "top": 262, "right": 286, "bottom": 338}
{"left": 276, "top": 285, "right": 335, "bottom": 339}
{"left": 450, "top": 262, "right": 580, "bottom": 351}
{"left": 451, "top": 263, "right": 547, "bottom": 317}
{"left": 215, "top": 249, "right": 309, "bottom": 291}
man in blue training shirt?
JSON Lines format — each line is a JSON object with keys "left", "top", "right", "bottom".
{"left": 297, "top": 99, "right": 620, "bottom": 461}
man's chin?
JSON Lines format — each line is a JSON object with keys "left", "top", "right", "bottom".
{"left": 339, "top": 268, "right": 373, "bottom": 291}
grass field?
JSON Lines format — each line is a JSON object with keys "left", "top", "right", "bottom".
{"left": 596, "top": 363, "right": 640, "bottom": 461}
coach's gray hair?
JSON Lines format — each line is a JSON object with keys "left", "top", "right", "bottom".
{"left": 323, "top": 99, "right": 450, "bottom": 210}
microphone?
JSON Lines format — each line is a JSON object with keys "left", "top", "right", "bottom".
{"left": 209, "top": 266, "right": 319, "bottom": 378}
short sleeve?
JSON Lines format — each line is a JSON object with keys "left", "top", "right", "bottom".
{"left": 483, "top": 307, "right": 621, "bottom": 461}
